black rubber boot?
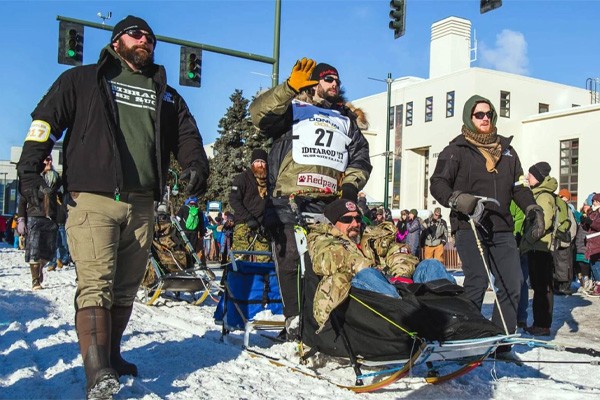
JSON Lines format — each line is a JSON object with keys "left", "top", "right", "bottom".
{"left": 76, "top": 307, "right": 120, "bottom": 399}
{"left": 110, "top": 305, "right": 138, "bottom": 377}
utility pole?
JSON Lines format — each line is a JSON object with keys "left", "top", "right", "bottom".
{"left": 369, "top": 73, "right": 394, "bottom": 209}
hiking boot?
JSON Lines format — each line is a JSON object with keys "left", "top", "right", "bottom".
{"left": 30, "top": 263, "right": 43, "bottom": 290}
{"left": 285, "top": 315, "right": 300, "bottom": 341}
{"left": 524, "top": 326, "right": 551, "bottom": 336}
{"left": 57, "top": 260, "right": 64, "bottom": 270}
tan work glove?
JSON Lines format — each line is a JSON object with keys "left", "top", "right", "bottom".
{"left": 287, "top": 58, "right": 318, "bottom": 93}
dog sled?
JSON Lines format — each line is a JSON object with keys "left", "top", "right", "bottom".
{"left": 235, "top": 189, "right": 600, "bottom": 393}
{"left": 140, "top": 207, "right": 218, "bottom": 306}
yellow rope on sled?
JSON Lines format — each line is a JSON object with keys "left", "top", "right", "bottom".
{"left": 348, "top": 294, "right": 419, "bottom": 339}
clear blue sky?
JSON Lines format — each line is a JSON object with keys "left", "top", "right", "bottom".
{"left": 1, "top": 0, "right": 598, "bottom": 160}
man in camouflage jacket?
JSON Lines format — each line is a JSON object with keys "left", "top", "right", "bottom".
{"left": 308, "top": 199, "right": 418, "bottom": 331}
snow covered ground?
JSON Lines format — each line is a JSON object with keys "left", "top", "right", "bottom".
{"left": 1, "top": 243, "right": 600, "bottom": 399}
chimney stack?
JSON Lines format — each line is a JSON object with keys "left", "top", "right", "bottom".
{"left": 429, "top": 17, "right": 471, "bottom": 79}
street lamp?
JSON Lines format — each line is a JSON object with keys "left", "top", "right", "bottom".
{"left": 0, "top": 172, "right": 7, "bottom": 215}
{"left": 368, "top": 73, "right": 394, "bottom": 209}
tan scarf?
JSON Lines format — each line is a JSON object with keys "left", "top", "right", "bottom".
{"left": 462, "top": 125, "right": 502, "bottom": 173}
{"left": 256, "top": 176, "right": 267, "bottom": 198}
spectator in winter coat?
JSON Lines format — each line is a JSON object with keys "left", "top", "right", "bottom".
{"left": 520, "top": 162, "right": 557, "bottom": 336}
{"left": 406, "top": 209, "right": 422, "bottom": 257}
{"left": 176, "top": 196, "right": 205, "bottom": 259}
{"left": 580, "top": 193, "right": 600, "bottom": 296}
{"left": 47, "top": 190, "right": 71, "bottom": 271}
{"left": 16, "top": 15, "right": 210, "bottom": 397}
{"left": 430, "top": 94, "right": 542, "bottom": 358}
{"left": 18, "top": 155, "right": 61, "bottom": 290}
{"left": 229, "top": 148, "right": 270, "bottom": 260}
{"left": 574, "top": 208, "right": 592, "bottom": 292}
{"left": 396, "top": 210, "right": 409, "bottom": 243}
{"left": 422, "top": 207, "right": 449, "bottom": 263}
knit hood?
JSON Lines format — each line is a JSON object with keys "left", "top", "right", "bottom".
{"left": 462, "top": 95, "right": 498, "bottom": 132}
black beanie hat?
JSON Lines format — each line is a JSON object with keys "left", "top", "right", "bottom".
{"left": 251, "top": 148, "right": 268, "bottom": 163}
{"left": 324, "top": 199, "right": 359, "bottom": 224}
{"left": 529, "top": 161, "right": 551, "bottom": 183}
{"left": 111, "top": 15, "right": 156, "bottom": 45}
{"left": 310, "top": 63, "right": 339, "bottom": 81}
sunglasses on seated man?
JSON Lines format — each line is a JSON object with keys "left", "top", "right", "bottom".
{"left": 337, "top": 215, "right": 362, "bottom": 224}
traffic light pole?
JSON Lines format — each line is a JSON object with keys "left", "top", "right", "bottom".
{"left": 57, "top": 8, "right": 280, "bottom": 87}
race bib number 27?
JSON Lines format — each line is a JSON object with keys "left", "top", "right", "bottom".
{"left": 291, "top": 100, "right": 351, "bottom": 172}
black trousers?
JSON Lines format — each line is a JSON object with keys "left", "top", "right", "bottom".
{"left": 272, "top": 223, "right": 300, "bottom": 318}
{"left": 527, "top": 250, "right": 554, "bottom": 328}
{"left": 455, "top": 229, "right": 522, "bottom": 333}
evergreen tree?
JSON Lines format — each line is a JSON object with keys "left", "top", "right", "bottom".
{"left": 204, "top": 89, "right": 268, "bottom": 211}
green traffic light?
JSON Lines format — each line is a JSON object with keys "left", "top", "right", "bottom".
{"left": 67, "top": 49, "right": 76, "bottom": 58}
{"left": 187, "top": 71, "right": 196, "bottom": 79}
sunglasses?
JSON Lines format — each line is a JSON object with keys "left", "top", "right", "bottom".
{"left": 44, "top": 157, "right": 52, "bottom": 162}
{"left": 472, "top": 111, "right": 494, "bottom": 120}
{"left": 125, "top": 29, "right": 155, "bottom": 44}
{"left": 337, "top": 215, "right": 362, "bottom": 224}
{"left": 322, "top": 76, "right": 341, "bottom": 85}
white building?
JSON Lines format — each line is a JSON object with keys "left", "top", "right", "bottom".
{"left": 353, "top": 16, "right": 598, "bottom": 215}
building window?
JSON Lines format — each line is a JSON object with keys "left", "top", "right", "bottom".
{"left": 560, "top": 139, "right": 579, "bottom": 204}
{"left": 446, "top": 91, "right": 455, "bottom": 117}
{"left": 539, "top": 103, "right": 549, "bottom": 113}
{"left": 500, "top": 91, "right": 510, "bottom": 118}
{"left": 572, "top": 104, "right": 580, "bottom": 107}
{"left": 406, "top": 101, "right": 413, "bottom": 126}
{"left": 425, "top": 96, "right": 433, "bottom": 122}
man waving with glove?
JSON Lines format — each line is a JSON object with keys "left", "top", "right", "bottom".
{"left": 249, "top": 58, "right": 372, "bottom": 340}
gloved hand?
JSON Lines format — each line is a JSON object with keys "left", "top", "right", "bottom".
{"left": 19, "top": 173, "right": 45, "bottom": 209}
{"left": 180, "top": 167, "right": 206, "bottom": 196}
{"left": 341, "top": 183, "right": 359, "bottom": 201}
{"left": 449, "top": 191, "right": 478, "bottom": 216}
{"left": 287, "top": 58, "right": 318, "bottom": 93}
{"left": 16, "top": 217, "right": 26, "bottom": 236}
{"left": 246, "top": 218, "right": 260, "bottom": 230}
{"left": 526, "top": 204, "right": 545, "bottom": 242}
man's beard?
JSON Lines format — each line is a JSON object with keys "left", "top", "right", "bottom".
{"left": 251, "top": 164, "right": 267, "bottom": 179}
{"left": 315, "top": 84, "right": 341, "bottom": 103}
{"left": 116, "top": 39, "right": 154, "bottom": 69}
{"left": 346, "top": 226, "right": 361, "bottom": 243}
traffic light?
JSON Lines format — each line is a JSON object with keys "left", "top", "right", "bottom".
{"left": 480, "top": 0, "right": 502, "bottom": 14}
{"left": 180, "top": 46, "right": 202, "bottom": 88}
{"left": 389, "top": 0, "right": 406, "bottom": 39}
{"left": 58, "top": 21, "right": 83, "bottom": 66}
